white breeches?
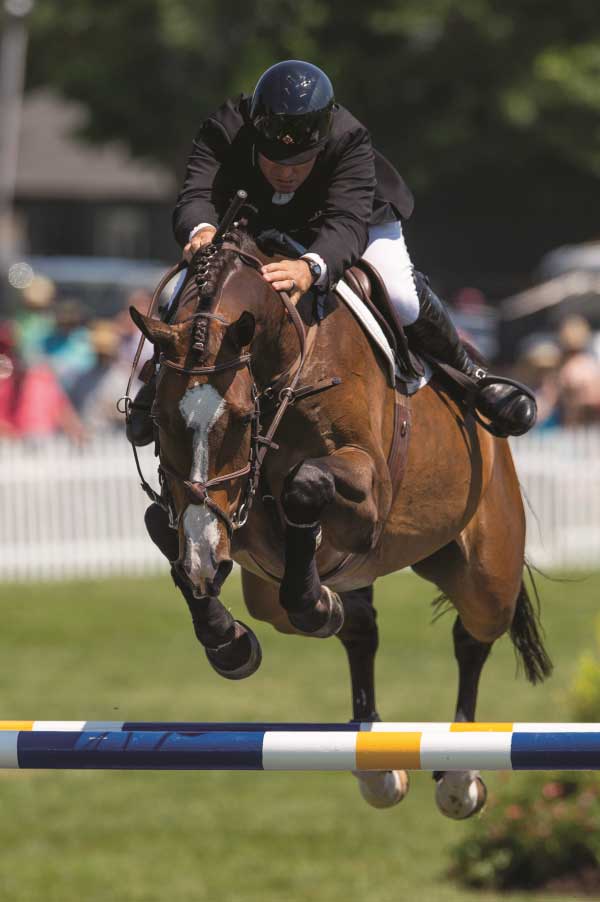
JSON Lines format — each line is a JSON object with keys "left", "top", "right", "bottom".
{"left": 362, "top": 220, "right": 420, "bottom": 326}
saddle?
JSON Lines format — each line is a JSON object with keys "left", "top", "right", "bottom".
{"left": 344, "top": 260, "right": 423, "bottom": 381}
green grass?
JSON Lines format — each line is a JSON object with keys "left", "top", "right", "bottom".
{"left": 0, "top": 569, "right": 597, "bottom": 902}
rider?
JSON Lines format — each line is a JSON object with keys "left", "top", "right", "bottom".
{"left": 128, "top": 59, "right": 536, "bottom": 445}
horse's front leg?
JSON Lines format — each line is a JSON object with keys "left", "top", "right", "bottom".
{"left": 145, "top": 503, "right": 261, "bottom": 679}
{"left": 279, "top": 448, "right": 384, "bottom": 637}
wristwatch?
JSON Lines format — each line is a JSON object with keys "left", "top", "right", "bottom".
{"left": 304, "top": 258, "right": 322, "bottom": 284}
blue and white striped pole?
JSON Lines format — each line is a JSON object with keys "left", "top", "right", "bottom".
{"left": 1, "top": 722, "right": 600, "bottom": 771}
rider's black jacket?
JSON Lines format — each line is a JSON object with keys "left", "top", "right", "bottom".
{"left": 173, "top": 95, "right": 414, "bottom": 287}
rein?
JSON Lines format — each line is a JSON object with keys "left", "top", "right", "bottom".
{"left": 119, "top": 258, "right": 185, "bottom": 510}
{"left": 123, "top": 242, "right": 337, "bottom": 537}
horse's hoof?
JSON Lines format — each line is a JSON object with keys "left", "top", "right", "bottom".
{"left": 205, "top": 620, "right": 262, "bottom": 680}
{"left": 353, "top": 769, "right": 409, "bottom": 809}
{"left": 435, "top": 771, "right": 487, "bottom": 819}
{"left": 288, "top": 586, "right": 345, "bottom": 638}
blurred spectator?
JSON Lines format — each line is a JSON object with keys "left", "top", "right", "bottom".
{"left": 451, "top": 286, "right": 499, "bottom": 362}
{"left": 70, "top": 320, "right": 129, "bottom": 435}
{"left": 453, "top": 286, "right": 489, "bottom": 313}
{"left": 0, "top": 321, "right": 86, "bottom": 441}
{"left": 0, "top": 324, "right": 19, "bottom": 438}
{"left": 14, "top": 275, "right": 56, "bottom": 365}
{"left": 517, "top": 340, "right": 561, "bottom": 429}
{"left": 41, "top": 299, "right": 94, "bottom": 391}
{"left": 556, "top": 316, "right": 600, "bottom": 426}
{"left": 116, "top": 288, "right": 153, "bottom": 370}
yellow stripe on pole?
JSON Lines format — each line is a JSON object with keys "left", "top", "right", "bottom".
{"left": 450, "top": 722, "right": 513, "bottom": 732}
{"left": 0, "top": 721, "right": 34, "bottom": 731}
{"left": 356, "top": 732, "right": 421, "bottom": 770}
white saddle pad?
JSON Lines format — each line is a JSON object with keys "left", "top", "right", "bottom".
{"left": 335, "top": 280, "right": 431, "bottom": 395}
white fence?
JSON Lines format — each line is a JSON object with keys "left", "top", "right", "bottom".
{"left": 511, "top": 429, "right": 600, "bottom": 569}
{"left": 0, "top": 436, "right": 165, "bottom": 581}
{"left": 0, "top": 430, "right": 599, "bottom": 581}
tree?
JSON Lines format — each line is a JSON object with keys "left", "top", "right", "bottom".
{"left": 21, "top": 0, "right": 600, "bottom": 288}
{"left": 26, "top": 1, "right": 600, "bottom": 182}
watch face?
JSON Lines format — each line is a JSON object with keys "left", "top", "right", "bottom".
{"left": 310, "top": 261, "right": 321, "bottom": 280}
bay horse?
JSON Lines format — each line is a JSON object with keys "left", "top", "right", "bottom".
{"left": 130, "top": 225, "right": 551, "bottom": 818}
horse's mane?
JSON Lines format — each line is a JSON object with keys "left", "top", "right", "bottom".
{"left": 194, "top": 226, "right": 258, "bottom": 307}
{"left": 190, "top": 226, "right": 260, "bottom": 358}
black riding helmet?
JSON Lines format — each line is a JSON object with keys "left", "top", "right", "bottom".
{"left": 250, "top": 60, "right": 335, "bottom": 164}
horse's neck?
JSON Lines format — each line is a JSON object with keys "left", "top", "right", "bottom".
{"left": 257, "top": 295, "right": 303, "bottom": 387}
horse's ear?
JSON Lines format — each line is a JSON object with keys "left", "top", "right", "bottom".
{"left": 130, "top": 307, "right": 177, "bottom": 350}
{"left": 229, "top": 311, "right": 255, "bottom": 351}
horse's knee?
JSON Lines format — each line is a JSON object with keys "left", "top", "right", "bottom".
{"left": 282, "top": 460, "right": 336, "bottom": 524}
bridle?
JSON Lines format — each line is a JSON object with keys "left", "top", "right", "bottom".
{"left": 122, "top": 241, "right": 338, "bottom": 538}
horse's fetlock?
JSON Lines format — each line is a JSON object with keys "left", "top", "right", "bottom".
{"left": 193, "top": 622, "right": 235, "bottom": 650}
{"left": 185, "top": 593, "right": 236, "bottom": 647}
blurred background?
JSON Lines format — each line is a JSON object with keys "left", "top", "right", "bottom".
{"left": 1, "top": 4, "right": 600, "bottom": 901}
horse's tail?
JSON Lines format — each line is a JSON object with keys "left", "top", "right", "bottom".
{"left": 510, "top": 564, "right": 553, "bottom": 685}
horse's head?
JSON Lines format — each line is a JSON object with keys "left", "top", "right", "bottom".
{"left": 131, "top": 234, "right": 277, "bottom": 596}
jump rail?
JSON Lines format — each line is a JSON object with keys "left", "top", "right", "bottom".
{"left": 1, "top": 722, "right": 600, "bottom": 771}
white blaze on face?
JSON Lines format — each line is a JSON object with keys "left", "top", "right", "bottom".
{"left": 178, "top": 383, "right": 227, "bottom": 580}
{"left": 182, "top": 505, "right": 222, "bottom": 581}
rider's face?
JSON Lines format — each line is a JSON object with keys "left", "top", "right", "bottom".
{"left": 258, "top": 153, "right": 317, "bottom": 193}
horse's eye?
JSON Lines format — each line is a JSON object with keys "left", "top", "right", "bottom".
{"left": 241, "top": 413, "right": 253, "bottom": 427}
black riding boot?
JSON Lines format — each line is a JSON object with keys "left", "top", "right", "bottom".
{"left": 407, "top": 272, "right": 537, "bottom": 437}
{"left": 126, "top": 376, "right": 157, "bottom": 447}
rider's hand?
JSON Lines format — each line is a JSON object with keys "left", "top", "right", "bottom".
{"left": 261, "top": 258, "right": 313, "bottom": 304}
{"left": 183, "top": 226, "right": 217, "bottom": 261}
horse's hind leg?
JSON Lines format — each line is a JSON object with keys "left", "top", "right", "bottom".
{"left": 437, "top": 614, "right": 491, "bottom": 818}
{"left": 338, "top": 586, "right": 379, "bottom": 722}
{"left": 145, "top": 503, "right": 261, "bottom": 679}
{"left": 412, "top": 447, "right": 550, "bottom": 818}
{"left": 413, "top": 541, "right": 497, "bottom": 819}
{"left": 338, "top": 586, "right": 409, "bottom": 808}
{"left": 452, "top": 616, "right": 492, "bottom": 725}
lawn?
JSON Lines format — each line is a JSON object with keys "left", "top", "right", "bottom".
{"left": 0, "top": 568, "right": 597, "bottom": 902}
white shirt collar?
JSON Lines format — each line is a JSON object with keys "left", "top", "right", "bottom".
{"left": 271, "top": 191, "right": 296, "bottom": 206}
